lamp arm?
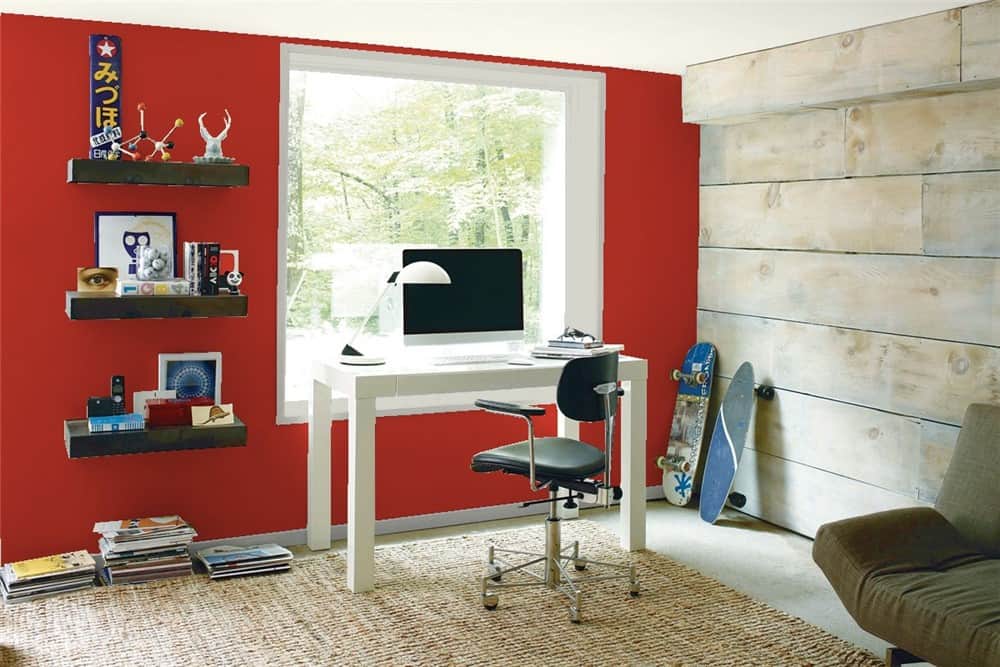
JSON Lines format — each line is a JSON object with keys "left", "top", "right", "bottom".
{"left": 343, "top": 280, "right": 394, "bottom": 353}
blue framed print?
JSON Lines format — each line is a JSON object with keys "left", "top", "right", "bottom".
{"left": 95, "top": 212, "right": 176, "bottom": 279}
{"left": 158, "top": 352, "right": 222, "bottom": 403}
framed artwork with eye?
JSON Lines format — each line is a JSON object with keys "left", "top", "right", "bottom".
{"left": 77, "top": 266, "right": 118, "bottom": 292}
{"left": 158, "top": 352, "right": 222, "bottom": 403}
{"left": 95, "top": 212, "right": 176, "bottom": 279}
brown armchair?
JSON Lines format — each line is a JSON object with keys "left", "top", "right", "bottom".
{"left": 813, "top": 403, "right": 1000, "bottom": 667}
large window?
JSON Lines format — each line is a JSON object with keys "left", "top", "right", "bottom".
{"left": 278, "top": 45, "right": 604, "bottom": 422}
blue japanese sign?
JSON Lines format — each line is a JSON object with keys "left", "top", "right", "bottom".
{"left": 89, "top": 34, "right": 122, "bottom": 159}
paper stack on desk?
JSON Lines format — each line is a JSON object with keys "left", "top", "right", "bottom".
{"left": 530, "top": 343, "right": 624, "bottom": 359}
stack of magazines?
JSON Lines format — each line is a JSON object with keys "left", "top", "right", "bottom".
{"left": 0, "top": 550, "right": 96, "bottom": 604}
{"left": 196, "top": 543, "right": 293, "bottom": 579}
{"left": 531, "top": 339, "right": 624, "bottom": 359}
{"left": 94, "top": 515, "right": 196, "bottom": 585}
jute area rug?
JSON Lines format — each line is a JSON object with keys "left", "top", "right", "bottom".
{"left": 0, "top": 520, "right": 879, "bottom": 666}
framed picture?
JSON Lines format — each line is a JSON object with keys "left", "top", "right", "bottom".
{"left": 158, "top": 353, "right": 222, "bottom": 403}
{"left": 95, "top": 212, "right": 176, "bottom": 279}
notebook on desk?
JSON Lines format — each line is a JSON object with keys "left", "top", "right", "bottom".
{"left": 530, "top": 343, "right": 624, "bottom": 359}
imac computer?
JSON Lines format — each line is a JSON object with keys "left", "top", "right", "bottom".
{"left": 402, "top": 248, "right": 524, "bottom": 348}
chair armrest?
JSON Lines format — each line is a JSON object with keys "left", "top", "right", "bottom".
{"left": 474, "top": 399, "right": 546, "bottom": 418}
{"left": 814, "top": 507, "right": 982, "bottom": 582}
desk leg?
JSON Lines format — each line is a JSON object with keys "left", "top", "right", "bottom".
{"left": 347, "top": 396, "right": 376, "bottom": 593}
{"left": 307, "top": 379, "right": 333, "bottom": 551}
{"left": 620, "top": 379, "right": 647, "bottom": 551}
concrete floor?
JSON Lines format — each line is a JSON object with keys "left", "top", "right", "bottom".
{"left": 318, "top": 499, "right": 904, "bottom": 660}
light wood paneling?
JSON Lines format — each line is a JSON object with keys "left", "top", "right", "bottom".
{"left": 700, "top": 177, "right": 922, "bottom": 252}
{"left": 923, "top": 171, "right": 1000, "bottom": 257}
{"left": 697, "top": 310, "right": 1000, "bottom": 426}
{"left": 698, "top": 249, "right": 1000, "bottom": 346}
{"left": 963, "top": 0, "right": 1000, "bottom": 81}
{"left": 711, "top": 377, "right": 961, "bottom": 500}
{"left": 731, "top": 449, "right": 921, "bottom": 538}
{"left": 700, "top": 109, "right": 845, "bottom": 185}
{"left": 845, "top": 88, "right": 1000, "bottom": 176}
{"left": 683, "top": 11, "right": 960, "bottom": 124}
{"left": 917, "top": 419, "right": 961, "bottom": 503}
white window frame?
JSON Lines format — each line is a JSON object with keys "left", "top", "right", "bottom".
{"left": 277, "top": 43, "right": 605, "bottom": 424}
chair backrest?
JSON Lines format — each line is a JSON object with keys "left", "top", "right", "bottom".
{"left": 935, "top": 403, "right": 1000, "bottom": 555}
{"left": 556, "top": 352, "right": 619, "bottom": 423}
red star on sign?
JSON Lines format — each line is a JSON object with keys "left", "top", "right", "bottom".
{"left": 96, "top": 39, "right": 117, "bottom": 57}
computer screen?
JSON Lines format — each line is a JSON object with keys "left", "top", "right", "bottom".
{"left": 402, "top": 248, "right": 524, "bottom": 345}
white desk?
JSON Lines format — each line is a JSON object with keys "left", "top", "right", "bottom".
{"left": 307, "top": 354, "right": 648, "bottom": 593}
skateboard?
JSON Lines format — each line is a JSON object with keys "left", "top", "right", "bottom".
{"left": 699, "top": 361, "right": 774, "bottom": 524}
{"left": 656, "top": 342, "right": 716, "bottom": 506}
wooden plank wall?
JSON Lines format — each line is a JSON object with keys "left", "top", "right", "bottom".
{"left": 692, "top": 1, "right": 1000, "bottom": 537}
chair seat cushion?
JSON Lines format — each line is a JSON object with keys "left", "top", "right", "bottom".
{"left": 471, "top": 437, "right": 605, "bottom": 481}
{"left": 814, "top": 508, "right": 999, "bottom": 667}
{"left": 860, "top": 559, "right": 1000, "bottom": 667}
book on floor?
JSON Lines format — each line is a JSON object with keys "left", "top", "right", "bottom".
{"left": 1, "top": 550, "right": 96, "bottom": 604}
{"left": 95, "top": 515, "right": 196, "bottom": 586}
{"left": 196, "top": 543, "right": 293, "bottom": 579}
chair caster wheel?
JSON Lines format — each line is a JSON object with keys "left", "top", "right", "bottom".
{"left": 629, "top": 583, "right": 640, "bottom": 598}
{"left": 574, "top": 561, "right": 587, "bottom": 572}
{"left": 569, "top": 607, "right": 581, "bottom": 624}
{"left": 482, "top": 594, "right": 499, "bottom": 610}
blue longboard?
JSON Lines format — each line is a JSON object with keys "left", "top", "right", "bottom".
{"left": 657, "top": 342, "right": 716, "bottom": 506}
{"left": 699, "top": 361, "right": 755, "bottom": 524}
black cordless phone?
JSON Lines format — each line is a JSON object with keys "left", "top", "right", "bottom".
{"left": 111, "top": 375, "right": 126, "bottom": 415}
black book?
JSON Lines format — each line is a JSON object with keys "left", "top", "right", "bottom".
{"left": 199, "top": 243, "right": 221, "bottom": 295}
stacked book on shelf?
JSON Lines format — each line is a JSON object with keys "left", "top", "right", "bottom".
{"left": 94, "top": 515, "right": 196, "bottom": 585}
{"left": 531, "top": 335, "right": 624, "bottom": 359}
{"left": 196, "top": 543, "right": 293, "bottom": 579}
{"left": 0, "top": 550, "right": 96, "bottom": 604}
{"left": 88, "top": 413, "right": 144, "bottom": 433}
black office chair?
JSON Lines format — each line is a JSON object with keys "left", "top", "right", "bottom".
{"left": 470, "top": 352, "right": 639, "bottom": 623}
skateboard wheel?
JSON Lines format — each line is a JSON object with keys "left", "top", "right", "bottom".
{"left": 695, "top": 372, "right": 708, "bottom": 384}
{"left": 728, "top": 492, "right": 747, "bottom": 509}
{"left": 755, "top": 385, "right": 776, "bottom": 401}
{"left": 671, "top": 369, "right": 681, "bottom": 382}
{"left": 655, "top": 455, "right": 666, "bottom": 469}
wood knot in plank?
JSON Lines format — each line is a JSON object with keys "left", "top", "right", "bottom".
{"left": 950, "top": 355, "right": 970, "bottom": 375}
{"left": 765, "top": 183, "right": 782, "bottom": 209}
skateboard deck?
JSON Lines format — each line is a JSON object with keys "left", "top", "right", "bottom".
{"left": 699, "top": 361, "right": 755, "bottom": 524}
{"left": 657, "top": 342, "right": 716, "bottom": 506}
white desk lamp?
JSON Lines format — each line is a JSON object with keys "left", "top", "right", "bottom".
{"left": 339, "top": 261, "right": 451, "bottom": 366}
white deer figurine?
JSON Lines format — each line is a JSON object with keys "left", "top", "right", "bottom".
{"left": 195, "top": 109, "right": 233, "bottom": 163}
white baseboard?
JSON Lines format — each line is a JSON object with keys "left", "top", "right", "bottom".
{"left": 189, "top": 485, "right": 665, "bottom": 553}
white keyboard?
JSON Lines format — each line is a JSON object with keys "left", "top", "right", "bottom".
{"left": 431, "top": 353, "right": 513, "bottom": 366}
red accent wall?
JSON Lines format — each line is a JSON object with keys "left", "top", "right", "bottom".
{"left": 0, "top": 13, "right": 698, "bottom": 561}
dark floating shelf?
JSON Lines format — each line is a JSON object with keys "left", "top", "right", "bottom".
{"left": 65, "top": 418, "right": 247, "bottom": 458}
{"left": 66, "top": 292, "right": 248, "bottom": 320}
{"left": 67, "top": 158, "right": 249, "bottom": 187}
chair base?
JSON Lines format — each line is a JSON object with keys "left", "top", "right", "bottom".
{"left": 480, "top": 515, "right": 639, "bottom": 623}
